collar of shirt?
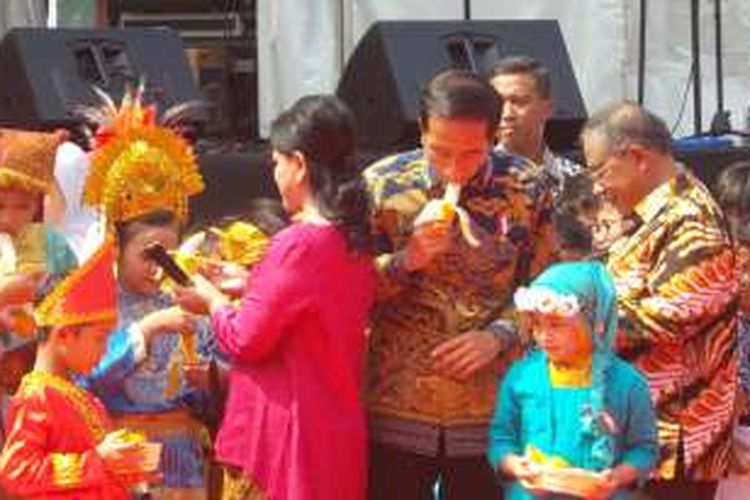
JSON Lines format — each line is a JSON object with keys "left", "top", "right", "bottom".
{"left": 633, "top": 167, "right": 687, "bottom": 223}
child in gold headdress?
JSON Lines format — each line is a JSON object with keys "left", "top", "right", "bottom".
{"left": 79, "top": 87, "right": 218, "bottom": 499}
{"left": 0, "top": 128, "right": 78, "bottom": 448}
{"left": 0, "top": 239, "right": 161, "bottom": 499}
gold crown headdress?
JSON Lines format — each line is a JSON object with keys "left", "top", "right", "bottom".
{"left": 82, "top": 84, "right": 204, "bottom": 228}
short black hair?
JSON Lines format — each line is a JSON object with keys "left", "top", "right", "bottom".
{"left": 715, "top": 161, "right": 750, "bottom": 216}
{"left": 419, "top": 69, "right": 501, "bottom": 139}
{"left": 557, "top": 174, "right": 600, "bottom": 215}
{"left": 488, "top": 55, "right": 552, "bottom": 99}
{"left": 715, "top": 161, "right": 750, "bottom": 244}
{"left": 552, "top": 209, "right": 593, "bottom": 257}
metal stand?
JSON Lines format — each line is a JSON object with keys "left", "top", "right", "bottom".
{"left": 691, "top": 0, "right": 702, "bottom": 135}
{"left": 637, "top": 0, "right": 646, "bottom": 105}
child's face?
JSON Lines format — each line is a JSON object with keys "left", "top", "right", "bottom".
{"left": 119, "top": 225, "right": 179, "bottom": 295}
{"left": 57, "top": 322, "right": 113, "bottom": 376}
{"left": 530, "top": 311, "right": 593, "bottom": 364}
{"left": 0, "top": 187, "right": 39, "bottom": 236}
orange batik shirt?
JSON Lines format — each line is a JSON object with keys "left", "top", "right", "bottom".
{"left": 0, "top": 371, "right": 129, "bottom": 499}
{"left": 607, "top": 169, "right": 739, "bottom": 481}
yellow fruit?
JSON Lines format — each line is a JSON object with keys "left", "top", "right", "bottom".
{"left": 438, "top": 201, "right": 456, "bottom": 222}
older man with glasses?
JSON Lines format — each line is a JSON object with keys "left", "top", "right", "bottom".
{"left": 581, "top": 102, "right": 739, "bottom": 499}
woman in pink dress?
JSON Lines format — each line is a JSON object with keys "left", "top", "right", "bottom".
{"left": 177, "top": 95, "right": 377, "bottom": 500}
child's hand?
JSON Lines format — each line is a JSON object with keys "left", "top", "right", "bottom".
{"left": 0, "top": 270, "right": 45, "bottom": 306}
{"left": 585, "top": 469, "right": 618, "bottom": 499}
{"left": 502, "top": 455, "right": 546, "bottom": 495}
{"left": 96, "top": 432, "right": 160, "bottom": 477}
{"left": 138, "top": 307, "right": 196, "bottom": 344}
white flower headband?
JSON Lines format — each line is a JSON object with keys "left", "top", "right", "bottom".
{"left": 514, "top": 286, "right": 581, "bottom": 317}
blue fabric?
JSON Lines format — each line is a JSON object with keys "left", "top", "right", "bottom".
{"left": 488, "top": 350, "right": 658, "bottom": 500}
{"left": 526, "top": 261, "right": 618, "bottom": 349}
{"left": 44, "top": 227, "right": 78, "bottom": 276}
{"left": 90, "top": 287, "right": 217, "bottom": 414}
{"left": 86, "top": 287, "right": 218, "bottom": 487}
{"left": 739, "top": 314, "right": 750, "bottom": 404}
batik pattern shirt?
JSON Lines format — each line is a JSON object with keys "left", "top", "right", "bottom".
{"left": 606, "top": 170, "right": 738, "bottom": 481}
{"left": 363, "top": 148, "right": 554, "bottom": 456}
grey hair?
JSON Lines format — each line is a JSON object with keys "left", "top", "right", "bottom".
{"left": 581, "top": 101, "right": 672, "bottom": 155}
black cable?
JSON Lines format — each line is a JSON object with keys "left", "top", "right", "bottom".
{"left": 670, "top": 61, "right": 695, "bottom": 135}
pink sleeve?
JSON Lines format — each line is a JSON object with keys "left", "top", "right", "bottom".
{"left": 211, "top": 231, "right": 311, "bottom": 362}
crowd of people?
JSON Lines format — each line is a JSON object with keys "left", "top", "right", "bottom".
{"left": 0, "top": 55, "right": 748, "bottom": 500}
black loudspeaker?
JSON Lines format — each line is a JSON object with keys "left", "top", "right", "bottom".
{"left": 337, "top": 20, "right": 587, "bottom": 153}
{"left": 0, "top": 28, "right": 202, "bottom": 131}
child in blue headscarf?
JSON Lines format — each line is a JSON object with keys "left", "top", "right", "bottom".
{"left": 487, "top": 261, "right": 658, "bottom": 499}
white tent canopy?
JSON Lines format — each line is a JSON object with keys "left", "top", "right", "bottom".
{"left": 257, "top": 0, "right": 750, "bottom": 141}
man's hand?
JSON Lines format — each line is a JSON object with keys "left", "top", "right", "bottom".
{"left": 403, "top": 221, "right": 453, "bottom": 271}
{"left": 431, "top": 330, "right": 501, "bottom": 379}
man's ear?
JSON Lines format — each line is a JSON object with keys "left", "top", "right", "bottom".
{"left": 541, "top": 98, "right": 554, "bottom": 120}
{"left": 628, "top": 144, "right": 649, "bottom": 172}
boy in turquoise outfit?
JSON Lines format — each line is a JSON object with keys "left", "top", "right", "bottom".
{"left": 488, "top": 261, "right": 658, "bottom": 499}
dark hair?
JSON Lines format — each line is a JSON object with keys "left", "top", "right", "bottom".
{"left": 114, "top": 209, "right": 179, "bottom": 250}
{"left": 189, "top": 197, "right": 289, "bottom": 237}
{"left": 581, "top": 101, "right": 672, "bottom": 155}
{"left": 716, "top": 162, "right": 750, "bottom": 215}
{"left": 419, "top": 69, "right": 501, "bottom": 139}
{"left": 488, "top": 55, "right": 552, "bottom": 99}
{"left": 270, "top": 95, "right": 372, "bottom": 253}
{"left": 715, "top": 161, "right": 750, "bottom": 244}
{"left": 557, "top": 174, "right": 600, "bottom": 215}
{"left": 552, "top": 209, "right": 593, "bottom": 257}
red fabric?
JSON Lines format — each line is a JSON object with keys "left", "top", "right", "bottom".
{"left": 0, "top": 373, "right": 129, "bottom": 499}
{"left": 37, "top": 239, "right": 117, "bottom": 327}
{"left": 212, "top": 224, "right": 377, "bottom": 500}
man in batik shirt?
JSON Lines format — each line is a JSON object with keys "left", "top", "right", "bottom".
{"left": 363, "top": 69, "right": 554, "bottom": 500}
{"left": 582, "top": 102, "right": 738, "bottom": 498}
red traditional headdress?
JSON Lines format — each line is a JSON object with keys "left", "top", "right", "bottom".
{"left": 35, "top": 238, "right": 117, "bottom": 328}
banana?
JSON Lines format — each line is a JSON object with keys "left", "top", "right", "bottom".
{"left": 412, "top": 183, "right": 479, "bottom": 247}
